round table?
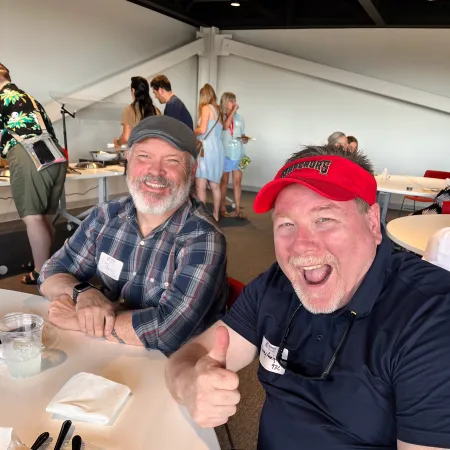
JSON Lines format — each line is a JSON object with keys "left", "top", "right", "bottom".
{"left": 386, "top": 215, "right": 450, "bottom": 255}
{"left": 0, "top": 290, "right": 220, "bottom": 450}
{"left": 375, "top": 174, "right": 445, "bottom": 225}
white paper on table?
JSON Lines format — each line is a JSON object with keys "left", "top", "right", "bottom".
{"left": 46, "top": 372, "right": 131, "bottom": 425}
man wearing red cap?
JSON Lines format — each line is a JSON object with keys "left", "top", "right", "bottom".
{"left": 166, "top": 146, "right": 450, "bottom": 450}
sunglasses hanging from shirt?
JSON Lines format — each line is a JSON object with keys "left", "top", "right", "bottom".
{"left": 7, "top": 95, "right": 66, "bottom": 171}
{"left": 276, "top": 304, "right": 357, "bottom": 380}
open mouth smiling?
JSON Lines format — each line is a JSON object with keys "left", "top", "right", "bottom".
{"left": 302, "top": 264, "right": 333, "bottom": 286}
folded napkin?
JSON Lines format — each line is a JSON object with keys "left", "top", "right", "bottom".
{"left": 46, "top": 372, "right": 131, "bottom": 425}
{"left": 0, "top": 428, "right": 29, "bottom": 449}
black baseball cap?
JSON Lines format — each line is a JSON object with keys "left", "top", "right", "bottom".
{"left": 128, "top": 115, "right": 197, "bottom": 160}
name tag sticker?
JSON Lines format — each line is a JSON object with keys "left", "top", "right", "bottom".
{"left": 98, "top": 252, "right": 123, "bottom": 281}
{"left": 260, "top": 336, "right": 288, "bottom": 375}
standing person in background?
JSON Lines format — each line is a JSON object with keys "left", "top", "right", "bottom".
{"left": 114, "top": 76, "right": 160, "bottom": 147}
{"left": 328, "top": 131, "right": 348, "bottom": 149}
{"left": 194, "top": 84, "right": 223, "bottom": 222}
{"left": 0, "top": 63, "right": 67, "bottom": 285}
{"left": 150, "top": 75, "right": 193, "bottom": 130}
{"left": 219, "top": 92, "right": 248, "bottom": 220}
{"left": 347, "top": 136, "right": 358, "bottom": 152}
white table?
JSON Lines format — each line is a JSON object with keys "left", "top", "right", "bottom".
{"left": 386, "top": 214, "right": 450, "bottom": 255}
{"left": 376, "top": 175, "right": 445, "bottom": 225}
{"left": 0, "top": 290, "right": 220, "bottom": 450}
{"left": 0, "top": 164, "right": 125, "bottom": 227}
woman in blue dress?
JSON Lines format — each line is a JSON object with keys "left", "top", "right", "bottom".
{"left": 220, "top": 92, "right": 249, "bottom": 219}
{"left": 194, "top": 84, "right": 224, "bottom": 222}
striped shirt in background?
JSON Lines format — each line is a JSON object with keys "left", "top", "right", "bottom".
{"left": 39, "top": 196, "right": 228, "bottom": 354}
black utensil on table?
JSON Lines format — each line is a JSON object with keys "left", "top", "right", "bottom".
{"left": 30, "top": 432, "right": 50, "bottom": 450}
{"left": 54, "top": 419, "right": 72, "bottom": 450}
{"left": 72, "top": 435, "right": 82, "bottom": 450}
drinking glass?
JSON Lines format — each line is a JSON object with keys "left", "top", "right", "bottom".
{"left": 0, "top": 313, "right": 44, "bottom": 379}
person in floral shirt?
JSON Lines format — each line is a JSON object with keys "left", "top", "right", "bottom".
{"left": 0, "top": 63, "right": 67, "bottom": 285}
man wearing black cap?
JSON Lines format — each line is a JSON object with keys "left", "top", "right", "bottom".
{"left": 166, "top": 146, "right": 450, "bottom": 449}
{"left": 38, "top": 116, "right": 227, "bottom": 354}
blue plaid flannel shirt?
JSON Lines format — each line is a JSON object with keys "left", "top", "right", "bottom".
{"left": 39, "top": 195, "right": 228, "bottom": 354}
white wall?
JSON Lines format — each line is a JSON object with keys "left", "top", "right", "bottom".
{"left": 226, "top": 29, "right": 450, "bottom": 98}
{"left": 1, "top": 0, "right": 197, "bottom": 104}
{"left": 218, "top": 29, "right": 450, "bottom": 207}
{"left": 0, "top": 0, "right": 198, "bottom": 220}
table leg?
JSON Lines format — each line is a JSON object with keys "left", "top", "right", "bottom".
{"left": 379, "top": 192, "right": 391, "bottom": 225}
{"left": 98, "top": 177, "right": 105, "bottom": 205}
{"left": 57, "top": 187, "right": 82, "bottom": 227}
{"left": 104, "top": 177, "right": 109, "bottom": 202}
{"left": 61, "top": 177, "right": 107, "bottom": 227}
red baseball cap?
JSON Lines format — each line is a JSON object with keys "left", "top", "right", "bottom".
{"left": 254, "top": 155, "right": 377, "bottom": 214}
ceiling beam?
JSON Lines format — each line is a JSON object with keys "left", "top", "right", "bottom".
{"left": 44, "top": 39, "right": 204, "bottom": 123}
{"left": 356, "top": 0, "right": 386, "bottom": 25}
{"left": 222, "top": 38, "right": 450, "bottom": 115}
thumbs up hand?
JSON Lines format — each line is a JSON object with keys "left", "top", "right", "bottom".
{"left": 187, "top": 326, "right": 241, "bottom": 428}
{"left": 206, "top": 324, "right": 230, "bottom": 366}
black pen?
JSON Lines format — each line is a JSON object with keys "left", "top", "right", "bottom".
{"left": 30, "top": 432, "right": 50, "bottom": 450}
{"left": 72, "top": 435, "right": 82, "bottom": 450}
{"left": 54, "top": 420, "right": 72, "bottom": 450}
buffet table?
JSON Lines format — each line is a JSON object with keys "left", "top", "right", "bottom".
{"left": 0, "top": 164, "right": 125, "bottom": 227}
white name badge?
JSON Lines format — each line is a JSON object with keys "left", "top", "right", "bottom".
{"left": 98, "top": 252, "right": 124, "bottom": 281}
{"left": 259, "top": 336, "right": 288, "bottom": 375}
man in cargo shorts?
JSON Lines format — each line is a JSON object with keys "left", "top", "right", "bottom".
{"left": 0, "top": 63, "right": 67, "bottom": 284}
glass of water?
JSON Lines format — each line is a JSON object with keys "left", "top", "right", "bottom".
{"left": 0, "top": 313, "right": 44, "bottom": 379}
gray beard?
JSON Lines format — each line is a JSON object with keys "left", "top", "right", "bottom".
{"left": 127, "top": 174, "right": 191, "bottom": 215}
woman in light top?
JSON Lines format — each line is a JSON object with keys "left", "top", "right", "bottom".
{"left": 220, "top": 92, "right": 248, "bottom": 219}
{"left": 194, "top": 83, "right": 224, "bottom": 222}
{"left": 114, "top": 76, "right": 160, "bottom": 147}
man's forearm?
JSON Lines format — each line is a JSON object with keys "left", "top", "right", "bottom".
{"left": 165, "top": 342, "right": 209, "bottom": 404}
{"left": 105, "top": 311, "right": 143, "bottom": 346}
{"left": 40, "top": 273, "right": 80, "bottom": 302}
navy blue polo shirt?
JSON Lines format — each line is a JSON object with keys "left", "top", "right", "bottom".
{"left": 223, "top": 234, "right": 450, "bottom": 450}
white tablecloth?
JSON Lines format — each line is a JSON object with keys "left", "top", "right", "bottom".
{"left": 0, "top": 290, "right": 219, "bottom": 450}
